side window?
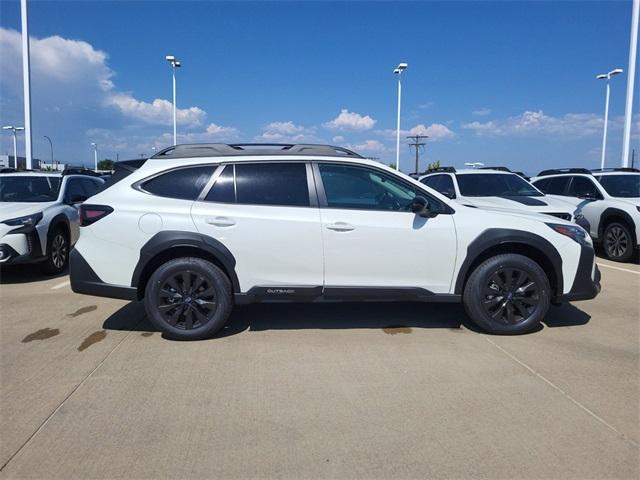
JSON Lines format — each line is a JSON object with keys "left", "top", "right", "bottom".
{"left": 438, "top": 175, "right": 456, "bottom": 198}
{"left": 64, "top": 178, "right": 87, "bottom": 203}
{"left": 318, "top": 163, "right": 419, "bottom": 211}
{"left": 568, "top": 176, "right": 600, "bottom": 199}
{"left": 141, "top": 166, "right": 214, "bottom": 200}
{"left": 235, "top": 163, "right": 309, "bottom": 207}
{"left": 420, "top": 175, "right": 440, "bottom": 188}
{"left": 545, "top": 176, "right": 571, "bottom": 195}
{"left": 205, "top": 165, "right": 235, "bottom": 203}
{"left": 80, "top": 179, "right": 101, "bottom": 198}
{"left": 532, "top": 177, "right": 550, "bottom": 192}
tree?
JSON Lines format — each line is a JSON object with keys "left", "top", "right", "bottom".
{"left": 388, "top": 162, "right": 397, "bottom": 170}
{"left": 427, "top": 160, "right": 441, "bottom": 171}
{"left": 97, "top": 159, "right": 115, "bottom": 171}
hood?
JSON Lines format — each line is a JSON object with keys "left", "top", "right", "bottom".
{"left": 612, "top": 197, "right": 640, "bottom": 208}
{"left": 461, "top": 195, "right": 574, "bottom": 214}
{"left": 0, "top": 202, "right": 54, "bottom": 221}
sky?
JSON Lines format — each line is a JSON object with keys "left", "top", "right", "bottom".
{"left": 0, "top": 0, "right": 638, "bottom": 174}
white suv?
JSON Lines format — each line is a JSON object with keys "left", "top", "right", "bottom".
{"left": 530, "top": 168, "right": 640, "bottom": 262}
{"left": 70, "top": 144, "right": 601, "bottom": 339}
{"left": 419, "top": 167, "right": 584, "bottom": 225}
{"left": 0, "top": 170, "right": 104, "bottom": 273}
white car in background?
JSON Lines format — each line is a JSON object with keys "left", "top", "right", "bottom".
{"left": 419, "top": 167, "right": 586, "bottom": 226}
{"left": 0, "top": 169, "right": 104, "bottom": 273}
{"left": 530, "top": 168, "right": 640, "bottom": 262}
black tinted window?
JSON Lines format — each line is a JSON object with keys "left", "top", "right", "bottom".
{"left": 319, "top": 163, "right": 419, "bottom": 211}
{"left": 81, "top": 179, "right": 101, "bottom": 198}
{"left": 532, "top": 178, "right": 550, "bottom": 191}
{"left": 235, "top": 163, "right": 309, "bottom": 207}
{"left": 568, "top": 177, "right": 600, "bottom": 198}
{"left": 205, "top": 165, "right": 235, "bottom": 203}
{"left": 142, "top": 166, "right": 213, "bottom": 200}
{"left": 65, "top": 179, "right": 86, "bottom": 202}
{"left": 596, "top": 174, "right": 640, "bottom": 198}
{"left": 544, "top": 176, "right": 571, "bottom": 195}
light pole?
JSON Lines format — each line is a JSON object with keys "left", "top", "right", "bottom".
{"left": 622, "top": 0, "right": 639, "bottom": 167}
{"left": 43, "top": 135, "right": 53, "bottom": 170}
{"left": 166, "top": 55, "right": 181, "bottom": 146}
{"left": 91, "top": 142, "right": 98, "bottom": 171}
{"left": 20, "top": 0, "right": 33, "bottom": 170}
{"left": 3, "top": 126, "right": 24, "bottom": 168}
{"left": 597, "top": 68, "right": 624, "bottom": 170}
{"left": 393, "top": 63, "right": 408, "bottom": 171}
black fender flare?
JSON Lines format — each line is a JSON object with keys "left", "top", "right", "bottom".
{"left": 598, "top": 208, "right": 637, "bottom": 244}
{"left": 131, "top": 230, "right": 240, "bottom": 293}
{"left": 453, "top": 228, "right": 564, "bottom": 295}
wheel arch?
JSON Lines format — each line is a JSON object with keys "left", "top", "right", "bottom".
{"left": 454, "top": 229, "right": 563, "bottom": 297}
{"left": 131, "top": 231, "right": 240, "bottom": 300}
{"left": 46, "top": 214, "right": 71, "bottom": 251}
{"left": 598, "top": 208, "right": 637, "bottom": 245}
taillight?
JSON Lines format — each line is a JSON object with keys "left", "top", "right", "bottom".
{"left": 79, "top": 204, "right": 113, "bottom": 226}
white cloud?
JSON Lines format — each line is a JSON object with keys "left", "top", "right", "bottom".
{"left": 377, "top": 123, "right": 455, "bottom": 142}
{"left": 462, "top": 110, "right": 609, "bottom": 137}
{"left": 472, "top": 108, "right": 492, "bottom": 116}
{"left": 332, "top": 135, "right": 345, "bottom": 143}
{"left": 205, "top": 123, "right": 238, "bottom": 136}
{"left": 323, "top": 109, "right": 376, "bottom": 131}
{"left": 350, "top": 140, "right": 386, "bottom": 153}
{"left": 255, "top": 121, "right": 318, "bottom": 142}
{"left": 105, "top": 94, "right": 206, "bottom": 127}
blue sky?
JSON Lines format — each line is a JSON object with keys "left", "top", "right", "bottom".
{"left": 0, "top": 0, "right": 638, "bottom": 174}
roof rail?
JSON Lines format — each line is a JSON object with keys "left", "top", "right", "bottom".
{"left": 479, "top": 166, "right": 511, "bottom": 172}
{"left": 61, "top": 166, "right": 101, "bottom": 177}
{"left": 537, "top": 168, "right": 592, "bottom": 177}
{"left": 425, "top": 166, "right": 456, "bottom": 174}
{"left": 591, "top": 167, "right": 640, "bottom": 173}
{"left": 150, "top": 143, "right": 365, "bottom": 159}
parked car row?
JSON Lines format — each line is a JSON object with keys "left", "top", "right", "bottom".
{"left": 67, "top": 143, "right": 601, "bottom": 339}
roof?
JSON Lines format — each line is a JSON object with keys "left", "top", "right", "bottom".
{"left": 150, "top": 143, "right": 365, "bottom": 160}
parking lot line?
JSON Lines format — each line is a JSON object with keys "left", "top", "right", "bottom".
{"left": 484, "top": 336, "right": 639, "bottom": 448}
{"left": 597, "top": 263, "right": 640, "bottom": 275}
{"left": 50, "top": 280, "right": 70, "bottom": 290}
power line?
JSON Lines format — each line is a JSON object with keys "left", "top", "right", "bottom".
{"left": 406, "top": 135, "right": 427, "bottom": 174}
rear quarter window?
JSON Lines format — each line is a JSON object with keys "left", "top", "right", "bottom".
{"left": 141, "top": 166, "right": 214, "bottom": 200}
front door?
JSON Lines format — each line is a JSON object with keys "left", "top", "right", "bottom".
{"left": 315, "top": 163, "right": 457, "bottom": 294}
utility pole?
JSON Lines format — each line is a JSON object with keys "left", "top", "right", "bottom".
{"left": 406, "top": 134, "right": 427, "bottom": 174}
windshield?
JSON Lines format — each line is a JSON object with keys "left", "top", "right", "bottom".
{"left": 595, "top": 175, "right": 640, "bottom": 198}
{"left": 456, "top": 173, "right": 543, "bottom": 197}
{"left": 0, "top": 176, "right": 62, "bottom": 202}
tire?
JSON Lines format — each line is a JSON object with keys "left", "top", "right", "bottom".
{"left": 463, "top": 254, "right": 551, "bottom": 335}
{"left": 603, "top": 222, "right": 634, "bottom": 263}
{"left": 144, "top": 257, "right": 233, "bottom": 340}
{"left": 42, "top": 227, "right": 69, "bottom": 275}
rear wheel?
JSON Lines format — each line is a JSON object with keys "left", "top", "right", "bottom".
{"left": 144, "top": 257, "right": 233, "bottom": 340}
{"left": 42, "top": 227, "right": 69, "bottom": 274}
{"left": 463, "top": 254, "right": 550, "bottom": 334}
{"left": 603, "top": 222, "right": 634, "bottom": 262}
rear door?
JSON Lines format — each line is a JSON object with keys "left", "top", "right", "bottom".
{"left": 191, "top": 162, "right": 324, "bottom": 294}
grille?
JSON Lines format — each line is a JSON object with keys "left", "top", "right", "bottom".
{"left": 544, "top": 212, "right": 572, "bottom": 221}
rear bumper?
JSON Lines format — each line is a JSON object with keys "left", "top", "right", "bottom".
{"left": 70, "top": 248, "right": 137, "bottom": 300}
{"left": 555, "top": 245, "right": 601, "bottom": 302}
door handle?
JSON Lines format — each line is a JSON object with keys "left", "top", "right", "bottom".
{"left": 326, "top": 222, "right": 355, "bottom": 232}
{"left": 206, "top": 217, "right": 236, "bottom": 227}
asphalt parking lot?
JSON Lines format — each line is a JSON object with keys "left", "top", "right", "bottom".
{"left": 0, "top": 256, "right": 638, "bottom": 479}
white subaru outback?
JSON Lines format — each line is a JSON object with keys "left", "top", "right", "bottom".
{"left": 70, "top": 144, "right": 601, "bottom": 339}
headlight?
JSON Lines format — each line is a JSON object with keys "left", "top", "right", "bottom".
{"left": 3, "top": 212, "right": 43, "bottom": 227}
{"left": 546, "top": 223, "right": 590, "bottom": 246}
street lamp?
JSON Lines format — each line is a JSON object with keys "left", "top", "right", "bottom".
{"left": 596, "top": 68, "right": 624, "bottom": 170}
{"left": 393, "top": 62, "right": 408, "bottom": 171}
{"left": 166, "top": 55, "right": 181, "bottom": 146}
{"left": 43, "top": 135, "right": 53, "bottom": 170}
{"left": 91, "top": 142, "right": 98, "bottom": 171}
{"left": 3, "top": 126, "right": 25, "bottom": 169}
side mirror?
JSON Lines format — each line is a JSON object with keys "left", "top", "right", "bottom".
{"left": 66, "top": 194, "right": 87, "bottom": 205}
{"left": 410, "top": 196, "right": 436, "bottom": 218}
{"left": 578, "top": 193, "right": 598, "bottom": 200}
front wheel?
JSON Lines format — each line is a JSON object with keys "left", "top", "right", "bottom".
{"left": 144, "top": 257, "right": 233, "bottom": 340}
{"left": 42, "top": 228, "right": 69, "bottom": 275}
{"left": 463, "top": 254, "right": 551, "bottom": 334}
{"left": 603, "top": 222, "right": 634, "bottom": 263}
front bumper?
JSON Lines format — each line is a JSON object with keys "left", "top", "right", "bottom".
{"left": 555, "top": 245, "right": 601, "bottom": 302}
{"left": 70, "top": 248, "right": 137, "bottom": 300}
{"left": 0, "top": 227, "right": 46, "bottom": 266}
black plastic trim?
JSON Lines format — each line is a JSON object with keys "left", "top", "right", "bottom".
{"left": 555, "top": 246, "right": 601, "bottom": 302}
{"left": 131, "top": 231, "right": 240, "bottom": 293}
{"left": 70, "top": 248, "right": 137, "bottom": 300}
{"left": 453, "top": 228, "right": 564, "bottom": 295}
{"left": 597, "top": 208, "right": 638, "bottom": 245}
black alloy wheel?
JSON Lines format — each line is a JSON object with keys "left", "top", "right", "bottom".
{"left": 482, "top": 267, "right": 540, "bottom": 325}
{"left": 156, "top": 270, "right": 218, "bottom": 330}
{"left": 604, "top": 222, "right": 633, "bottom": 262}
